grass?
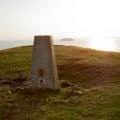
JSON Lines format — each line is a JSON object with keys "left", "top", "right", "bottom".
{"left": 0, "top": 45, "right": 120, "bottom": 120}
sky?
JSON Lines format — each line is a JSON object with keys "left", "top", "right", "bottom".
{"left": 0, "top": 0, "right": 120, "bottom": 40}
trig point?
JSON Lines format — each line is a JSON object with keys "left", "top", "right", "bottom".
{"left": 30, "top": 35, "right": 60, "bottom": 89}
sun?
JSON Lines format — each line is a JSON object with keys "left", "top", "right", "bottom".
{"left": 89, "top": 38, "right": 116, "bottom": 52}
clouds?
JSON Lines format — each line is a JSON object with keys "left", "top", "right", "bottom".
{"left": 0, "top": 0, "right": 120, "bottom": 40}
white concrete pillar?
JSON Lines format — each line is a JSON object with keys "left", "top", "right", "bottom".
{"left": 30, "top": 36, "right": 60, "bottom": 89}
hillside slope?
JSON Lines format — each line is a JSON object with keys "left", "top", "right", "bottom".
{"left": 0, "top": 45, "right": 120, "bottom": 120}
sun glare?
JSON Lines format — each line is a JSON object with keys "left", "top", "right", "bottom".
{"left": 89, "top": 38, "right": 116, "bottom": 52}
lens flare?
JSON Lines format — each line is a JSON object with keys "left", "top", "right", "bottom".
{"left": 89, "top": 38, "right": 116, "bottom": 51}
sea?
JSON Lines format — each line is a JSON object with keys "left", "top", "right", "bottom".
{"left": 0, "top": 38, "right": 120, "bottom": 52}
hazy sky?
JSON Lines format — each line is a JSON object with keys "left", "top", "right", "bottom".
{"left": 0, "top": 0, "right": 120, "bottom": 40}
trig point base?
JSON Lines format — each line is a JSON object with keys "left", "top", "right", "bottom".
{"left": 30, "top": 36, "right": 60, "bottom": 90}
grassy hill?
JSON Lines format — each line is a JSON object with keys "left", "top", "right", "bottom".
{"left": 0, "top": 45, "right": 120, "bottom": 120}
